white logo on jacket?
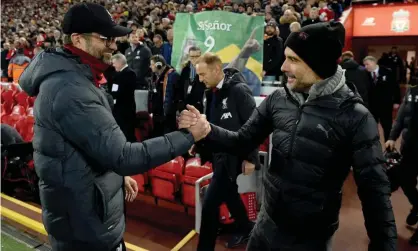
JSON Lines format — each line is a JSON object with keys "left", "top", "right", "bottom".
{"left": 317, "top": 124, "right": 332, "bottom": 139}
{"left": 221, "top": 112, "right": 232, "bottom": 120}
{"left": 222, "top": 98, "right": 228, "bottom": 109}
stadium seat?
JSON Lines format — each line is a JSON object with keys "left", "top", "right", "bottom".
{"left": 26, "top": 107, "right": 34, "bottom": 116}
{"left": 15, "top": 115, "right": 34, "bottom": 142}
{"left": 27, "top": 96, "right": 36, "bottom": 107}
{"left": 2, "top": 105, "right": 26, "bottom": 128}
{"left": 12, "top": 105, "right": 26, "bottom": 116}
{"left": 149, "top": 156, "right": 185, "bottom": 203}
{"left": 181, "top": 158, "right": 213, "bottom": 208}
{"left": 14, "top": 92, "right": 29, "bottom": 109}
{"left": 1, "top": 103, "right": 12, "bottom": 120}
{"left": 259, "top": 137, "right": 269, "bottom": 152}
{"left": 8, "top": 83, "right": 19, "bottom": 93}
{"left": 219, "top": 192, "right": 258, "bottom": 225}
{"left": 131, "top": 172, "right": 149, "bottom": 193}
{"left": 1, "top": 90, "right": 15, "bottom": 110}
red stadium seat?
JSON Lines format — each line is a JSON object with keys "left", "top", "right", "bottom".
{"left": 149, "top": 156, "right": 185, "bottom": 203}
{"left": 259, "top": 137, "right": 269, "bottom": 152}
{"left": 1, "top": 90, "right": 14, "bottom": 105}
{"left": 26, "top": 107, "right": 34, "bottom": 116}
{"left": 8, "top": 83, "right": 19, "bottom": 93}
{"left": 1, "top": 90, "right": 15, "bottom": 119}
{"left": 27, "top": 96, "right": 36, "bottom": 107}
{"left": 2, "top": 105, "right": 26, "bottom": 128}
{"left": 219, "top": 192, "right": 258, "bottom": 225}
{"left": 181, "top": 158, "right": 213, "bottom": 208}
{"left": 15, "top": 115, "right": 34, "bottom": 142}
{"left": 12, "top": 105, "right": 26, "bottom": 116}
{"left": 1, "top": 103, "right": 12, "bottom": 120}
{"left": 149, "top": 169, "right": 178, "bottom": 202}
{"left": 131, "top": 172, "right": 149, "bottom": 193}
{"left": 14, "top": 92, "right": 29, "bottom": 109}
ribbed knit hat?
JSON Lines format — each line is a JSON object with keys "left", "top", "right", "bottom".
{"left": 284, "top": 21, "right": 346, "bottom": 79}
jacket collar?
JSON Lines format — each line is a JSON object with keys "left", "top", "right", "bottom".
{"left": 64, "top": 45, "right": 109, "bottom": 87}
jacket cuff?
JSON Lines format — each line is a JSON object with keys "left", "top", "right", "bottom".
{"left": 165, "top": 130, "right": 195, "bottom": 158}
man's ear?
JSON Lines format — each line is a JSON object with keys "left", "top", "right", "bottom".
{"left": 70, "top": 33, "right": 82, "bottom": 46}
{"left": 215, "top": 64, "right": 223, "bottom": 74}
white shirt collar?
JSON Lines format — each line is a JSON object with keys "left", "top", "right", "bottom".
{"left": 119, "top": 65, "right": 128, "bottom": 72}
{"left": 216, "top": 78, "right": 224, "bottom": 89}
{"left": 374, "top": 66, "right": 379, "bottom": 75}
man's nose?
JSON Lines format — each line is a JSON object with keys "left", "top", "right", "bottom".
{"left": 109, "top": 41, "right": 118, "bottom": 51}
{"left": 281, "top": 60, "right": 288, "bottom": 73}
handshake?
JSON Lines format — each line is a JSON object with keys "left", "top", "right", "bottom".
{"left": 178, "top": 105, "right": 211, "bottom": 142}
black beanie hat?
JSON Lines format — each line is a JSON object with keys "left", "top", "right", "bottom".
{"left": 284, "top": 21, "right": 346, "bottom": 79}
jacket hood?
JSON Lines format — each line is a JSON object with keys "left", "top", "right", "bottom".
{"left": 223, "top": 68, "right": 247, "bottom": 88}
{"left": 19, "top": 48, "right": 93, "bottom": 97}
{"left": 340, "top": 58, "right": 360, "bottom": 70}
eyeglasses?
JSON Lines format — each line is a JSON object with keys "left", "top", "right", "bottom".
{"left": 82, "top": 33, "right": 116, "bottom": 47}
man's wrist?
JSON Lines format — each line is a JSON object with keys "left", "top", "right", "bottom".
{"left": 180, "top": 128, "right": 195, "bottom": 143}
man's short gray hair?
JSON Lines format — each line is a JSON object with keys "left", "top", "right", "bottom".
{"left": 363, "top": 56, "right": 377, "bottom": 63}
{"left": 111, "top": 53, "right": 127, "bottom": 65}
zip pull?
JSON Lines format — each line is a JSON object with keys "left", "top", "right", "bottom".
{"left": 295, "top": 120, "right": 300, "bottom": 125}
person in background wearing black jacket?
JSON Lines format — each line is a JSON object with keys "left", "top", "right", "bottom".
{"left": 176, "top": 46, "right": 206, "bottom": 113}
{"left": 385, "top": 83, "right": 418, "bottom": 242}
{"left": 194, "top": 53, "right": 259, "bottom": 250}
{"left": 179, "top": 22, "right": 397, "bottom": 251}
{"left": 387, "top": 46, "right": 405, "bottom": 84}
{"left": 340, "top": 51, "right": 372, "bottom": 107}
{"left": 404, "top": 84, "right": 418, "bottom": 245}
{"left": 110, "top": 53, "right": 137, "bottom": 142}
{"left": 364, "top": 55, "right": 401, "bottom": 141}
{"left": 125, "top": 31, "right": 151, "bottom": 90}
{"left": 263, "top": 21, "right": 283, "bottom": 82}
{"left": 149, "top": 55, "right": 179, "bottom": 137}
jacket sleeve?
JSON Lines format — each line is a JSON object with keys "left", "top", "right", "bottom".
{"left": 206, "top": 91, "right": 275, "bottom": 158}
{"left": 389, "top": 88, "right": 409, "bottom": 141}
{"left": 53, "top": 84, "right": 194, "bottom": 176}
{"left": 350, "top": 107, "right": 397, "bottom": 251}
{"left": 235, "top": 83, "right": 260, "bottom": 167}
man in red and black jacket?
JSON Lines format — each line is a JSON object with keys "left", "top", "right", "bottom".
{"left": 18, "top": 3, "right": 209, "bottom": 251}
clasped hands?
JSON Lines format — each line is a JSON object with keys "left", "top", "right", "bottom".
{"left": 178, "top": 105, "right": 211, "bottom": 142}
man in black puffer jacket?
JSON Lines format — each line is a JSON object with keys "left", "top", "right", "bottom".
{"left": 18, "top": 3, "right": 210, "bottom": 251}
{"left": 179, "top": 21, "right": 397, "bottom": 251}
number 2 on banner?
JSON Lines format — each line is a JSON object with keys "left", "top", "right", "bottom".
{"left": 204, "top": 36, "right": 215, "bottom": 53}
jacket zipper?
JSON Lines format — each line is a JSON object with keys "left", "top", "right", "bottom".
{"left": 287, "top": 94, "right": 304, "bottom": 157}
{"left": 289, "top": 107, "right": 302, "bottom": 157}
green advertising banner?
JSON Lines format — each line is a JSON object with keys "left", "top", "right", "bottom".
{"left": 171, "top": 11, "right": 265, "bottom": 95}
